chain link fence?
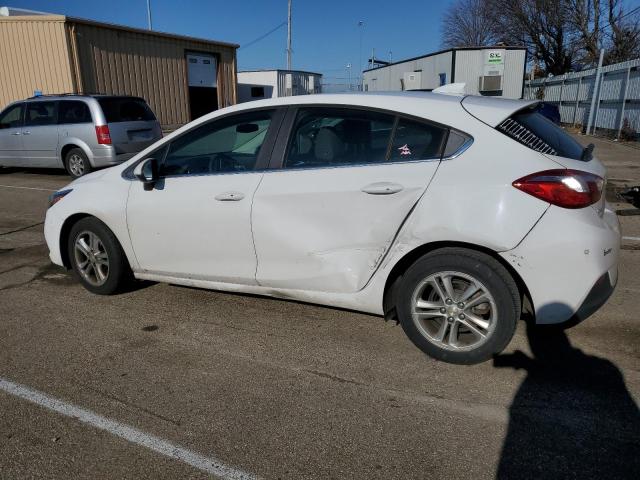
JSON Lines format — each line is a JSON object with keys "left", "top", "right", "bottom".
{"left": 523, "top": 58, "right": 640, "bottom": 141}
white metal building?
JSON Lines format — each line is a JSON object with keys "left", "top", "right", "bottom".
{"left": 363, "top": 47, "right": 527, "bottom": 99}
{"left": 238, "top": 70, "right": 322, "bottom": 103}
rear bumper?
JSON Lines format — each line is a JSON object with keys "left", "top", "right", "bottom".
{"left": 500, "top": 203, "right": 620, "bottom": 325}
{"left": 572, "top": 269, "right": 617, "bottom": 323}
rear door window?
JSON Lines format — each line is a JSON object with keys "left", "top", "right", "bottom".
{"left": 98, "top": 97, "right": 156, "bottom": 123}
{"left": 58, "top": 101, "right": 92, "bottom": 124}
{"left": 389, "top": 118, "right": 447, "bottom": 161}
{"left": 0, "top": 103, "right": 24, "bottom": 129}
{"left": 24, "top": 102, "right": 57, "bottom": 127}
{"left": 498, "top": 109, "right": 585, "bottom": 160}
{"left": 284, "top": 108, "right": 395, "bottom": 169}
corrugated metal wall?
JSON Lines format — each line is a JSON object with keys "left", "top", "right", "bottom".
{"left": 0, "top": 16, "right": 75, "bottom": 108}
{"left": 524, "top": 58, "right": 640, "bottom": 135}
{"left": 363, "top": 51, "right": 453, "bottom": 92}
{"left": 363, "top": 49, "right": 526, "bottom": 99}
{"left": 70, "top": 21, "right": 237, "bottom": 130}
{"left": 454, "top": 49, "right": 526, "bottom": 98}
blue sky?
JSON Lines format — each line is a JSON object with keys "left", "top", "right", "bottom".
{"left": 9, "top": 0, "right": 453, "bottom": 84}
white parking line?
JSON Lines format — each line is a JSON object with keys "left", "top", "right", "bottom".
{"left": 0, "top": 377, "right": 260, "bottom": 480}
{"left": 0, "top": 184, "right": 57, "bottom": 192}
{"left": 622, "top": 236, "right": 640, "bottom": 242}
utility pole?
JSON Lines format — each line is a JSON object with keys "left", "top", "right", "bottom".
{"left": 146, "top": 0, "right": 153, "bottom": 30}
{"left": 287, "top": 0, "right": 292, "bottom": 70}
{"left": 358, "top": 21, "right": 364, "bottom": 91}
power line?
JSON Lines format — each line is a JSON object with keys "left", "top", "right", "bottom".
{"left": 239, "top": 21, "right": 287, "bottom": 50}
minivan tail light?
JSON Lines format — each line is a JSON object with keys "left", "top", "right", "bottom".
{"left": 513, "top": 169, "right": 604, "bottom": 209}
{"left": 95, "top": 125, "right": 111, "bottom": 145}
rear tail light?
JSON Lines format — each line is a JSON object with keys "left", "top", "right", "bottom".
{"left": 513, "top": 169, "right": 604, "bottom": 209}
{"left": 95, "top": 125, "right": 111, "bottom": 145}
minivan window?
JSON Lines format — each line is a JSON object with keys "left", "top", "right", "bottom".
{"left": 58, "top": 101, "right": 92, "bottom": 124}
{"left": 498, "top": 108, "right": 585, "bottom": 160}
{"left": 24, "top": 101, "right": 57, "bottom": 127}
{"left": 285, "top": 108, "right": 395, "bottom": 169}
{"left": 98, "top": 97, "right": 156, "bottom": 123}
{"left": 389, "top": 118, "right": 447, "bottom": 161}
{"left": 161, "top": 111, "right": 273, "bottom": 177}
{"left": 0, "top": 103, "right": 23, "bottom": 129}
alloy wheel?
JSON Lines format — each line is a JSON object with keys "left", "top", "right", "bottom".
{"left": 73, "top": 231, "right": 109, "bottom": 286}
{"left": 68, "top": 154, "right": 85, "bottom": 177}
{"left": 411, "top": 271, "right": 497, "bottom": 351}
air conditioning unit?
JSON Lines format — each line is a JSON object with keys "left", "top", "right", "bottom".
{"left": 479, "top": 75, "right": 502, "bottom": 92}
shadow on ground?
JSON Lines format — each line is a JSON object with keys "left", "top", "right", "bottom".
{"left": 494, "top": 320, "right": 640, "bottom": 479}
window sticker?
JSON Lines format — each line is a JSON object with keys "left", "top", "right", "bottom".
{"left": 398, "top": 144, "right": 412, "bottom": 156}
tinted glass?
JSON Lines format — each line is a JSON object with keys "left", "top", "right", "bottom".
{"left": 0, "top": 104, "right": 23, "bottom": 129}
{"left": 98, "top": 97, "right": 156, "bottom": 123}
{"left": 24, "top": 101, "right": 57, "bottom": 127}
{"left": 58, "top": 101, "right": 92, "bottom": 124}
{"left": 285, "top": 108, "right": 394, "bottom": 169}
{"left": 510, "top": 110, "right": 584, "bottom": 160}
{"left": 389, "top": 118, "right": 447, "bottom": 161}
{"left": 161, "top": 111, "right": 273, "bottom": 177}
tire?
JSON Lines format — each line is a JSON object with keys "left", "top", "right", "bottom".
{"left": 396, "top": 248, "right": 520, "bottom": 365}
{"left": 67, "top": 217, "right": 132, "bottom": 295}
{"left": 65, "top": 148, "right": 92, "bottom": 178}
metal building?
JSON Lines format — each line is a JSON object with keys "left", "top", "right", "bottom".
{"left": 363, "top": 47, "right": 527, "bottom": 99}
{"left": 237, "top": 70, "right": 322, "bottom": 103}
{"left": 0, "top": 9, "right": 238, "bottom": 130}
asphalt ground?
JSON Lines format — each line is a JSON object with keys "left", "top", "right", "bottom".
{"left": 0, "top": 135, "right": 639, "bottom": 479}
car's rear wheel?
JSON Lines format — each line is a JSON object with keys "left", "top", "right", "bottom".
{"left": 65, "top": 148, "right": 92, "bottom": 178}
{"left": 396, "top": 248, "right": 520, "bottom": 364}
{"left": 67, "top": 217, "right": 131, "bottom": 295}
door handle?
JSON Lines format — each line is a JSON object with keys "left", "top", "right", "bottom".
{"left": 215, "top": 191, "right": 245, "bottom": 201}
{"left": 22, "top": 131, "right": 31, "bottom": 135}
{"left": 11, "top": 132, "right": 21, "bottom": 136}
{"left": 361, "top": 182, "right": 404, "bottom": 195}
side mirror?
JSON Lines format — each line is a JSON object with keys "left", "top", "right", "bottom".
{"left": 133, "top": 158, "right": 158, "bottom": 190}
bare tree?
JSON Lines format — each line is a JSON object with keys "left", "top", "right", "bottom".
{"left": 441, "top": 0, "right": 500, "bottom": 48}
{"left": 568, "top": 0, "right": 602, "bottom": 65}
{"left": 492, "top": 0, "right": 576, "bottom": 75}
{"left": 604, "top": 0, "right": 640, "bottom": 63}
{"left": 440, "top": 0, "right": 640, "bottom": 75}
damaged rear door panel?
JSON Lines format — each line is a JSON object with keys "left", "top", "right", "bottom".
{"left": 251, "top": 106, "right": 450, "bottom": 293}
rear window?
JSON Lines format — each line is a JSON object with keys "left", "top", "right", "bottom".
{"left": 497, "top": 108, "right": 585, "bottom": 160}
{"left": 98, "top": 97, "right": 156, "bottom": 123}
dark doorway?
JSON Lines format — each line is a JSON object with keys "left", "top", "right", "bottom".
{"left": 188, "top": 86, "right": 218, "bottom": 120}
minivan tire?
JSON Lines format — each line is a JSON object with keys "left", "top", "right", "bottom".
{"left": 65, "top": 148, "right": 92, "bottom": 178}
{"left": 67, "top": 217, "right": 132, "bottom": 295}
{"left": 396, "top": 248, "right": 520, "bottom": 365}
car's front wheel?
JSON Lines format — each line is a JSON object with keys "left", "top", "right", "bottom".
{"left": 67, "top": 217, "right": 131, "bottom": 295}
{"left": 396, "top": 248, "right": 520, "bottom": 364}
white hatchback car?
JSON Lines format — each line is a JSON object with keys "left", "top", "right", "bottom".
{"left": 44, "top": 92, "right": 620, "bottom": 364}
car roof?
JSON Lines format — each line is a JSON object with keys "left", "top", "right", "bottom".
{"left": 195, "top": 91, "right": 538, "bottom": 131}
{"left": 22, "top": 94, "right": 145, "bottom": 102}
